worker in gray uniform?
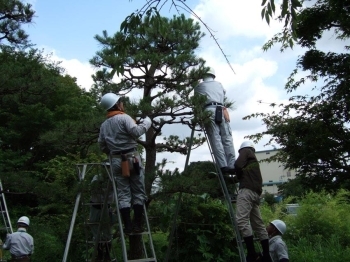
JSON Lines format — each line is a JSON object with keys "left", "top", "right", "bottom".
{"left": 3, "top": 216, "right": 34, "bottom": 262}
{"left": 98, "top": 93, "right": 152, "bottom": 235}
{"left": 266, "top": 220, "right": 289, "bottom": 262}
{"left": 89, "top": 164, "right": 116, "bottom": 262}
{"left": 194, "top": 67, "right": 236, "bottom": 174}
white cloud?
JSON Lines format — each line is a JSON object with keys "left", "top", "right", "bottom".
{"left": 59, "top": 58, "right": 96, "bottom": 90}
{"left": 193, "top": 0, "right": 283, "bottom": 41}
{"left": 39, "top": 46, "right": 96, "bottom": 90}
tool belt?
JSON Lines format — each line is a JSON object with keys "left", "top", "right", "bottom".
{"left": 11, "top": 254, "right": 30, "bottom": 261}
{"left": 204, "top": 101, "right": 223, "bottom": 107}
{"left": 111, "top": 151, "right": 139, "bottom": 158}
{"left": 111, "top": 147, "right": 137, "bottom": 156}
{"left": 110, "top": 151, "right": 141, "bottom": 177}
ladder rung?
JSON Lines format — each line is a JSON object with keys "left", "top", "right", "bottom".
{"left": 86, "top": 240, "right": 112, "bottom": 244}
{"left": 127, "top": 258, "right": 156, "bottom": 262}
{"left": 126, "top": 231, "right": 151, "bottom": 236}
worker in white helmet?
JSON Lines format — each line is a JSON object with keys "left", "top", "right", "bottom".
{"left": 3, "top": 216, "right": 34, "bottom": 261}
{"left": 266, "top": 220, "right": 289, "bottom": 262}
{"left": 98, "top": 93, "right": 152, "bottom": 235}
{"left": 234, "top": 141, "right": 271, "bottom": 262}
{"left": 194, "top": 67, "right": 236, "bottom": 174}
{"left": 89, "top": 161, "right": 116, "bottom": 261}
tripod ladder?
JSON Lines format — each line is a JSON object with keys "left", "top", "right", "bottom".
{"left": 62, "top": 162, "right": 157, "bottom": 262}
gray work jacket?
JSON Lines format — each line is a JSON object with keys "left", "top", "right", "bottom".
{"left": 98, "top": 113, "right": 151, "bottom": 154}
{"left": 3, "top": 228, "right": 34, "bottom": 256}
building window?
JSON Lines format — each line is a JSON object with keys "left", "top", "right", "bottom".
{"left": 287, "top": 171, "right": 291, "bottom": 177}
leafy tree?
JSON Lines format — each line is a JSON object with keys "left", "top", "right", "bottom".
{"left": 0, "top": 0, "right": 35, "bottom": 47}
{"left": 278, "top": 176, "right": 308, "bottom": 200}
{"left": 0, "top": 47, "right": 100, "bottom": 177}
{"left": 244, "top": 0, "right": 350, "bottom": 193}
{"left": 90, "top": 14, "right": 208, "bottom": 197}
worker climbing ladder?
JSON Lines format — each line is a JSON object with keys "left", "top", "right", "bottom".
{"left": 62, "top": 162, "right": 157, "bottom": 262}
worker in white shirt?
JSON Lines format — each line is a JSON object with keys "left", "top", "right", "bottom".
{"left": 3, "top": 216, "right": 34, "bottom": 262}
{"left": 266, "top": 220, "right": 289, "bottom": 262}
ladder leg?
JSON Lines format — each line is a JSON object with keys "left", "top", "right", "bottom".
{"left": 203, "top": 128, "right": 247, "bottom": 262}
{"left": 107, "top": 157, "right": 157, "bottom": 262}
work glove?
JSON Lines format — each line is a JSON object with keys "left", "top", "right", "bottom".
{"left": 142, "top": 116, "right": 152, "bottom": 126}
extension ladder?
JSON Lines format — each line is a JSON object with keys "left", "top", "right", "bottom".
{"left": 0, "top": 180, "right": 13, "bottom": 262}
{"left": 202, "top": 127, "right": 247, "bottom": 262}
{"left": 0, "top": 180, "right": 13, "bottom": 234}
{"left": 202, "top": 127, "right": 246, "bottom": 262}
{"left": 62, "top": 162, "right": 157, "bottom": 262}
{"left": 164, "top": 127, "right": 247, "bottom": 262}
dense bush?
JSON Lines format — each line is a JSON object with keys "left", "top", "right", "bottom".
{"left": 261, "top": 189, "right": 350, "bottom": 262}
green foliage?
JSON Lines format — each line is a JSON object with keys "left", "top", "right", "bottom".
{"left": 0, "top": 0, "right": 35, "bottom": 47}
{"left": 91, "top": 13, "right": 209, "bottom": 196}
{"left": 246, "top": 0, "right": 350, "bottom": 193}
{"left": 278, "top": 175, "right": 308, "bottom": 200}
{"left": 263, "top": 191, "right": 277, "bottom": 207}
{"left": 167, "top": 194, "right": 237, "bottom": 262}
{"left": 262, "top": 0, "right": 302, "bottom": 51}
{"left": 261, "top": 190, "right": 350, "bottom": 262}
{"left": 288, "top": 235, "right": 350, "bottom": 261}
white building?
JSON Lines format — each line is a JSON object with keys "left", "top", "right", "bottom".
{"left": 255, "top": 149, "right": 296, "bottom": 195}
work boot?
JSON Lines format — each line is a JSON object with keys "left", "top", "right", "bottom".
{"left": 244, "top": 235, "right": 259, "bottom": 262}
{"left": 119, "top": 207, "right": 132, "bottom": 235}
{"left": 260, "top": 239, "right": 272, "bottom": 262}
{"left": 133, "top": 204, "right": 144, "bottom": 233}
{"left": 220, "top": 167, "right": 236, "bottom": 175}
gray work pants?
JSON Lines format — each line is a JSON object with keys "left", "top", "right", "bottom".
{"left": 236, "top": 188, "right": 268, "bottom": 240}
{"left": 205, "top": 108, "right": 236, "bottom": 168}
{"left": 110, "top": 155, "right": 147, "bottom": 209}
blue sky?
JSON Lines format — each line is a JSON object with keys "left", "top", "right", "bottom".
{"left": 23, "top": 0, "right": 324, "bottom": 171}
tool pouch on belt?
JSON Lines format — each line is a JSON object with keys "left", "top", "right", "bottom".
{"left": 132, "top": 155, "right": 141, "bottom": 176}
{"left": 215, "top": 106, "right": 223, "bottom": 124}
{"left": 121, "top": 154, "right": 130, "bottom": 177}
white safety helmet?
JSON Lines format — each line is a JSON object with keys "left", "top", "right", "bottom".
{"left": 17, "top": 216, "right": 30, "bottom": 226}
{"left": 270, "top": 219, "right": 286, "bottom": 235}
{"left": 100, "top": 93, "right": 120, "bottom": 111}
{"left": 206, "top": 67, "right": 216, "bottom": 78}
{"left": 239, "top": 141, "right": 255, "bottom": 152}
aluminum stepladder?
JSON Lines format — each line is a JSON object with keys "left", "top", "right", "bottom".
{"left": 62, "top": 162, "right": 157, "bottom": 262}
{"left": 0, "top": 180, "right": 13, "bottom": 262}
{"left": 202, "top": 126, "right": 247, "bottom": 262}
{"left": 84, "top": 164, "right": 118, "bottom": 262}
{"left": 107, "top": 156, "right": 157, "bottom": 262}
{"left": 63, "top": 163, "right": 117, "bottom": 262}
